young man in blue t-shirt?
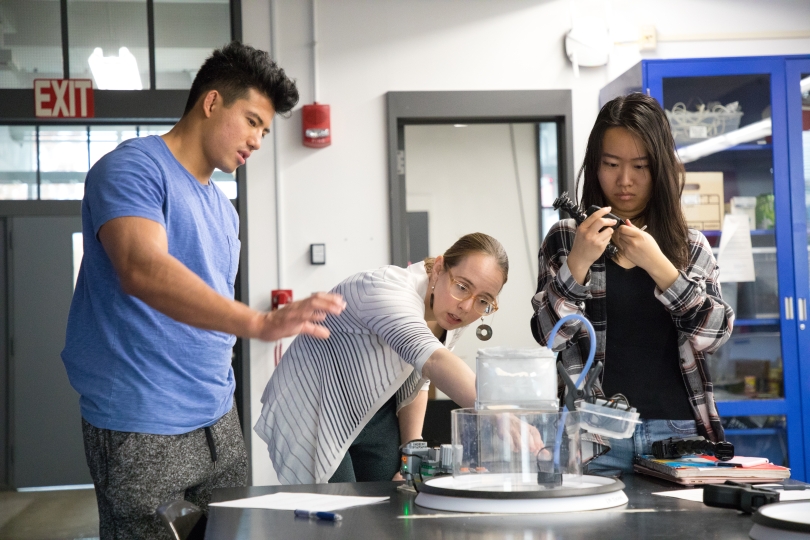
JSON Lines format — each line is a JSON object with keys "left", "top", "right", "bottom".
{"left": 61, "top": 42, "right": 345, "bottom": 538}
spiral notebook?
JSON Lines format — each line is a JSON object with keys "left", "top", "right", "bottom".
{"left": 633, "top": 455, "right": 790, "bottom": 485}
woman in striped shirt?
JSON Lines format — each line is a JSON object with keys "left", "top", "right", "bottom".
{"left": 532, "top": 93, "right": 734, "bottom": 474}
{"left": 255, "top": 233, "right": 531, "bottom": 484}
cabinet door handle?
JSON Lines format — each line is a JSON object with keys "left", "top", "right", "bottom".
{"left": 786, "top": 297, "right": 795, "bottom": 320}
{"left": 800, "top": 298, "right": 807, "bottom": 321}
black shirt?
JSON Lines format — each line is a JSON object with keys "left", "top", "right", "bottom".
{"left": 602, "top": 258, "right": 694, "bottom": 420}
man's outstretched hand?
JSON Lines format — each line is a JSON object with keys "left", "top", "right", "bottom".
{"left": 249, "top": 292, "right": 346, "bottom": 341}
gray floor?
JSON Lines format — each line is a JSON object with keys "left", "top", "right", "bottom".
{"left": 0, "top": 488, "right": 99, "bottom": 540}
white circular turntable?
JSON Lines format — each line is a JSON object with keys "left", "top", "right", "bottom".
{"left": 414, "top": 473, "right": 628, "bottom": 513}
{"left": 750, "top": 501, "right": 810, "bottom": 539}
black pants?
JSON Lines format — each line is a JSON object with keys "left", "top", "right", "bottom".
{"left": 328, "top": 395, "right": 401, "bottom": 483}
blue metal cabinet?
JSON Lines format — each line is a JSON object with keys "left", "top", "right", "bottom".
{"left": 602, "top": 56, "right": 810, "bottom": 481}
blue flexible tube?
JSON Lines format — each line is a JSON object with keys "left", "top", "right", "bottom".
{"left": 547, "top": 314, "right": 597, "bottom": 472}
{"left": 548, "top": 314, "right": 596, "bottom": 389}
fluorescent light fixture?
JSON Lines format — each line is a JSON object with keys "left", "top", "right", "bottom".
{"left": 453, "top": 124, "right": 468, "bottom": 128}
{"left": 88, "top": 47, "right": 143, "bottom": 90}
{"left": 677, "top": 118, "right": 772, "bottom": 163}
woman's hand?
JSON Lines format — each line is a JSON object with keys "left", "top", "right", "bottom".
{"left": 392, "top": 471, "right": 404, "bottom": 481}
{"left": 495, "top": 414, "right": 545, "bottom": 455}
{"left": 612, "top": 221, "right": 680, "bottom": 290}
{"left": 567, "top": 206, "right": 618, "bottom": 285}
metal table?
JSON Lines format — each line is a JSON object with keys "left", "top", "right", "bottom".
{"left": 205, "top": 475, "right": 756, "bottom": 539}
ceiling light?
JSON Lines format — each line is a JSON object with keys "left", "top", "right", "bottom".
{"left": 88, "top": 47, "right": 143, "bottom": 90}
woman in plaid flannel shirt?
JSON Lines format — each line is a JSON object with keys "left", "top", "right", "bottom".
{"left": 531, "top": 93, "right": 735, "bottom": 474}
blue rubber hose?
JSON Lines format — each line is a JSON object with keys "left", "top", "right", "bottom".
{"left": 547, "top": 314, "right": 597, "bottom": 472}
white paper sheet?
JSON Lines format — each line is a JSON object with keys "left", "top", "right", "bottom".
{"left": 726, "top": 456, "right": 770, "bottom": 468}
{"left": 653, "top": 488, "right": 810, "bottom": 503}
{"left": 717, "top": 214, "right": 756, "bottom": 283}
{"left": 652, "top": 489, "right": 705, "bottom": 502}
{"left": 209, "top": 492, "right": 389, "bottom": 511}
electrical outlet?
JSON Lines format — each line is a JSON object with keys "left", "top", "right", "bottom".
{"left": 639, "top": 25, "right": 657, "bottom": 51}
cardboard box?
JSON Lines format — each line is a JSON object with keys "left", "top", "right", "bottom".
{"left": 681, "top": 172, "right": 724, "bottom": 230}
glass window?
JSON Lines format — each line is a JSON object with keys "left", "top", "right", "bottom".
{"left": 0, "top": 125, "right": 36, "bottom": 199}
{"left": 0, "top": 123, "right": 237, "bottom": 201}
{"left": 138, "top": 125, "right": 172, "bottom": 137}
{"left": 38, "top": 126, "right": 88, "bottom": 200}
{"left": 663, "top": 74, "right": 781, "bottom": 403}
{"left": 67, "top": 0, "right": 149, "bottom": 89}
{"left": 538, "top": 122, "right": 560, "bottom": 240}
{"left": 0, "top": 0, "right": 63, "bottom": 88}
{"left": 154, "top": 0, "right": 230, "bottom": 89}
{"left": 89, "top": 125, "right": 137, "bottom": 167}
{"left": 709, "top": 326, "right": 782, "bottom": 401}
{"left": 212, "top": 170, "right": 236, "bottom": 200}
{"left": 801, "top": 72, "right": 810, "bottom": 327}
{"left": 722, "top": 415, "right": 788, "bottom": 466}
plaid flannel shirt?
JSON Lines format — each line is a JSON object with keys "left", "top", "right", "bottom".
{"left": 531, "top": 219, "right": 734, "bottom": 443}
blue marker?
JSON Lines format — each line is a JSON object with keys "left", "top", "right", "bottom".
{"left": 294, "top": 509, "right": 343, "bottom": 521}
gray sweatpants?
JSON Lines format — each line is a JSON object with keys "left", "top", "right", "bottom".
{"left": 82, "top": 403, "right": 248, "bottom": 539}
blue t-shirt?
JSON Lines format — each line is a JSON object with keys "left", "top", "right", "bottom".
{"left": 61, "top": 135, "right": 240, "bottom": 435}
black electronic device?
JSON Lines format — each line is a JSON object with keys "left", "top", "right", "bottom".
{"left": 399, "top": 440, "right": 453, "bottom": 489}
{"left": 704, "top": 481, "right": 782, "bottom": 513}
{"left": 585, "top": 205, "right": 625, "bottom": 230}
{"left": 651, "top": 436, "right": 735, "bottom": 461}
{"left": 552, "top": 192, "right": 619, "bottom": 258}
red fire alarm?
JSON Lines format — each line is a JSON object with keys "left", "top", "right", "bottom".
{"left": 302, "top": 103, "right": 331, "bottom": 148}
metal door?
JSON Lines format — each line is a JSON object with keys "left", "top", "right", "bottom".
{"left": 9, "top": 215, "right": 88, "bottom": 487}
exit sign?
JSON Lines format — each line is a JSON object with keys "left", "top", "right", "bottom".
{"left": 34, "top": 79, "right": 95, "bottom": 118}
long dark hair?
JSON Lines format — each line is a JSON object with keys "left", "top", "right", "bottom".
{"left": 576, "top": 93, "right": 690, "bottom": 270}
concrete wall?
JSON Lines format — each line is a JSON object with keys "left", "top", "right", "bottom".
{"left": 241, "top": 0, "right": 810, "bottom": 485}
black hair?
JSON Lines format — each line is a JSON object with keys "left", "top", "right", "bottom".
{"left": 576, "top": 93, "right": 690, "bottom": 270}
{"left": 183, "top": 41, "right": 299, "bottom": 116}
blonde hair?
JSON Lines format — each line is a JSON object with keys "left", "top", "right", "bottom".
{"left": 424, "top": 232, "right": 509, "bottom": 284}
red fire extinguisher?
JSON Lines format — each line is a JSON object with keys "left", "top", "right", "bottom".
{"left": 271, "top": 289, "right": 293, "bottom": 366}
{"left": 302, "top": 103, "right": 331, "bottom": 148}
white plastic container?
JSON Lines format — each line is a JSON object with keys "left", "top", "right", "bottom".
{"left": 666, "top": 102, "right": 743, "bottom": 146}
{"left": 475, "top": 347, "right": 558, "bottom": 411}
{"left": 576, "top": 401, "right": 640, "bottom": 439}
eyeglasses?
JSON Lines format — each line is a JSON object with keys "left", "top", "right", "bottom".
{"left": 446, "top": 270, "right": 499, "bottom": 315}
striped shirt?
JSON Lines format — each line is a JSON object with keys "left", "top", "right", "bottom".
{"left": 254, "top": 262, "right": 464, "bottom": 484}
{"left": 530, "top": 219, "right": 734, "bottom": 442}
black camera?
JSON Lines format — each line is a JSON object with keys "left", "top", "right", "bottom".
{"left": 552, "top": 193, "right": 620, "bottom": 258}
{"left": 585, "top": 205, "right": 624, "bottom": 230}
{"left": 651, "top": 436, "right": 735, "bottom": 461}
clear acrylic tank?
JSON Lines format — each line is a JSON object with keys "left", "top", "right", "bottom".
{"left": 450, "top": 408, "right": 583, "bottom": 492}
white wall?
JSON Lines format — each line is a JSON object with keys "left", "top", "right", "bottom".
{"left": 242, "top": 0, "right": 810, "bottom": 485}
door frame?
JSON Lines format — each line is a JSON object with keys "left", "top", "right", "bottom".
{"left": 385, "top": 90, "right": 575, "bottom": 267}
